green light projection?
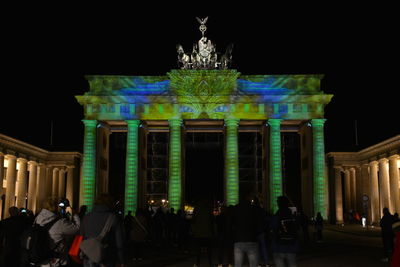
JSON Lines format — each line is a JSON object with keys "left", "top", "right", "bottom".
{"left": 168, "top": 119, "right": 182, "bottom": 210}
{"left": 269, "top": 119, "right": 283, "bottom": 213}
{"left": 225, "top": 119, "right": 240, "bottom": 206}
{"left": 81, "top": 120, "right": 97, "bottom": 211}
{"left": 311, "top": 119, "right": 327, "bottom": 218}
{"left": 125, "top": 120, "right": 140, "bottom": 215}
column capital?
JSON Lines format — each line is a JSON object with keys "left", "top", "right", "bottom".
{"left": 169, "top": 119, "right": 183, "bottom": 127}
{"left": 267, "top": 119, "right": 282, "bottom": 127}
{"left": 28, "top": 160, "right": 38, "bottom": 166}
{"left": 126, "top": 119, "right": 141, "bottom": 126}
{"left": 333, "top": 166, "right": 343, "bottom": 171}
{"left": 310, "top": 118, "right": 326, "bottom": 127}
{"left": 67, "top": 165, "right": 75, "bottom": 169}
{"left": 17, "top": 158, "right": 28, "bottom": 163}
{"left": 224, "top": 118, "right": 240, "bottom": 127}
{"left": 369, "top": 160, "right": 379, "bottom": 167}
{"left": 5, "top": 154, "right": 16, "bottom": 160}
{"left": 38, "top": 163, "right": 46, "bottom": 167}
{"left": 378, "top": 158, "right": 389, "bottom": 164}
{"left": 82, "top": 119, "right": 97, "bottom": 127}
{"left": 388, "top": 154, "right": 399, "bottom": 161}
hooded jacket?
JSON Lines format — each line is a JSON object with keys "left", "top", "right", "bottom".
{"left": 34, "top": 209, "right": 80, "bottom": 266}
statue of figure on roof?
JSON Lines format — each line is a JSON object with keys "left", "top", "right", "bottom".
{"left": 176, "top": 17, "right": 233, "bottom": 70}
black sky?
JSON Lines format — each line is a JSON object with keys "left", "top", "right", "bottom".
{"left": 2, "top": 7, "right": 399, "bottom": 154}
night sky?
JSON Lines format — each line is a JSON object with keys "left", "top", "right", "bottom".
{"left": 2, "top": 8, "right": 398, "bottom": 154}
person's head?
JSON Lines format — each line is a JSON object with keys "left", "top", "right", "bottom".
{"left": 277, "top": 196, "right": 290, "bottom": 210}
{"left": 79, "top": 205, "right": 87, "bottom": 214}
{"left": 94, "top": 193, "right": 114, "bottom": 209}
{"left": 170, "top": 207, "right": 175, "bottom": 214}
{"left": 383, "top": 207, "right": 390, "bottom": 216}
{"left": 42, "top": 197, "right": 59, "bottom": 213}
{"left": 317, "top": 212, "right": 322, "bottom": 218}
{"left": 9, "top": 206, "right": 19, "bottom": 217}
{"left": 127, "top": 210, "right": 132, "bottom": 216}
{"left": 394, "top": 212, "right": 399, "bottom": 218}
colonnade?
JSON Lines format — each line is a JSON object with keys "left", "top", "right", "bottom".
{"left": 81, "top": 118, "right": 327, "bottom": 217}
{"left": 334, "top": 155, "right": 400, "bottom": 224}
{"left": 0, "top": 152, "right": 76, "bottom": 218}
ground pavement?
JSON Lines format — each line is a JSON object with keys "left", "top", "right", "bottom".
{"left": 127, "top": 224, "right": 392, "bottom": 267}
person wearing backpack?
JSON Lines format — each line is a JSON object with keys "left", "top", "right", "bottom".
{"left": 271, "top": 196, "right": 299, "bottom": 267}
{"left": 80, "top": 193, "right": 125, "bottom": 267}
{"left": 21, "top": 197, "right": 80, "bottom": 266}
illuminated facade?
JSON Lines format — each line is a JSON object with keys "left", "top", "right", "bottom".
{"left": 327, "top": 135, "right": 400, "bottom": 224}
{"left": 0, "top": 134, "right": 82, "bottom": 218}
{"left": 76, "top": 71, "right": 333, "bottom": 216}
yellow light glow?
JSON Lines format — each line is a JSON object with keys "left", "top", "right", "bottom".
{"left": 3, "top": 158, "right": 8, "bottom": 168}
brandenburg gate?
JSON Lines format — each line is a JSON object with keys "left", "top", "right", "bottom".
{"left": 75, "top": 18, "right": 333, "bottom": 218}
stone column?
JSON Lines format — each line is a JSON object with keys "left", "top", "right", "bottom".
{"left": 361, "top": 164, "right": 371, "bottom": 221}
{"left": 16, "top": 158, "right": 28, "bottom": 208}
{"left": 334, "top": 166, "right": 343, "bottom": 223}
{"left": 350, "top": 168, "right": 357, "bottom": 210}
{"left": 27, "top": 161, "right": 38, "bottom": 212}
{"left": 66, "top": 165, "right": 75, "bottom": 209}
{"left": 311, "top": 119, "right": 327, "bottom": 218}
{"left": 224, "top": 119, "right": 240, "bottom": 206}
{"left": 58, "top": 168, "right": 66, "bottom": 198}
{"left": 45, "top": 166, "right": 53, "bottom": 197}
{"left": 389, "top": 155, "right": 400, "bottom": 214}
{"left": 4, "top": 155, "right": 17, "bottom": 217}
{"left": 168, "top": 119, "right": 183, "bottom": 211}
{"left": 124, "top": 120, "right": 140, "bottom": 215}
{"left": 52, "top": 168, "right": 60, "bottom": 198}
{"left": 369, "top": 161, "right": 380, "bottom": 224}
{"left": 355, "top": 166, "right": 363, "bottom": 213}
{"left": 36, "top": 163, "right": 47, "bottom": 212}
{"left": 268, "top": 119, "right": 282, "bottom": 213}
{"left": 344, "top": 169, "right": 351, "bottom": 215}
{"left": 379, "top": 158, "right": 391, "bottom": 213}
{"left": 81, "top": 119, "right": 97, "bottom": 211}
{"left": 0, "top": 153, "right": 4, "bottom": 218}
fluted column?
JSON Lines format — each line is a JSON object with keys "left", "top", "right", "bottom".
{"left": 344, "top": 169, "right": 351, "bottom": 214}
{"left": 81, "top": 119, "right": 97, "bottom": 211}
{"left": 125, "top": 120, "right": 140, "bottom": 215}
{"left": 311, "top": 119, "right": 327, "bottom": 218}
{"left": 16, "top": 158, "right": 28, "bottom": 208}
{"left": 389, "top": 155, "right": 400, "bottom": 213}
{"left": 168, "top": 119, "right": 183, "bottom": 211}
{"left": 52, "top": 168, "right": 60, "bottom": 197}
{"left": 58, "top": 168, "right": 66, "bottom": 198}
{"left": 225, "top": 119, "right": 240, "bottom": 206}
{"left": 36, "top": 163, "right": 47, "bottom": 212}
{"left": 268, "top": 119, "right": 282, "bottom": 213}
{"left": 350, "top": 168, "right": 356, "bottom": 210}
{"left": 369, "top": 161, "right": 379, "bottom": 223}
{"left": 4, "top": 155, "right": 17, "bottom": 218}
{"left": 66, "top": 166, "right": 75, "bottom": 209}
{"left": 379, "top": 158, "right": 391, "bottom": 213}
{"left": 27, "top": 161, "right": 38, "bottom": 212}
{"left": 334, "top": 166, "right": 343, "bottom": 223}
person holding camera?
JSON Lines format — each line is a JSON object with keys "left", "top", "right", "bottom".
{"left": 30, "top": 197, "right": 80, "bottom": 266}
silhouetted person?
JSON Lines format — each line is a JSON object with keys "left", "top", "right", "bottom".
{"left": 130, "top": 208, "right": 149, "bottom": 261}
{"left": 271, "top": 196, "right": 299, "bottom": 267}
{"left": 230, "top": 193, "right": 263, "bottom": 267}
{"left": 297, "top": 210, "right": 309, "bottom": 242}
{"left": 253, "top": 197, "right": 270, "bottom": 267}
{"left": 191, "top": 199, "right": 215, "bottom": 267}
{"left": 380, "top": 207, "right": 395, "bottom": 262}
{"left": 78, "top": 205, "right": 88, "bottom": 220}
{"left": 314, "top": 212, "right": 324, "bottom": 242}
{"left": 176, "top": 209, "right": 190, "bottom": 253}
{"left": 0, "top": 206, "right": 29, "bottom": 267}
{"left": 124, "top": 210, "right": 134, "bottom": 242}
{"left": 152, "top": 207, "right": 166, "bottom": 248}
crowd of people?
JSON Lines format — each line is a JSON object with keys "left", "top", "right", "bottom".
{"left": 1, "top": 193, "right": 399, "bottom": 267}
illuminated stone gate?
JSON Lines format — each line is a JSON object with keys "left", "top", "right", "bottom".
{"left": 75, "top": 18, "right": 333, "bottom": 218}
{"left": 75, "top": 71, "right": 332, "bottom": 217}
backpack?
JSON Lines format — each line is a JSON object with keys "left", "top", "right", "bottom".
{"left": 80, "top": 214, "right": 115, "bottom": 264}
{"left": 20, "top": 218, "right": 59, "bottom": 265}
{"left": 276, "top": 214, "right": 298, "bottom": 244}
